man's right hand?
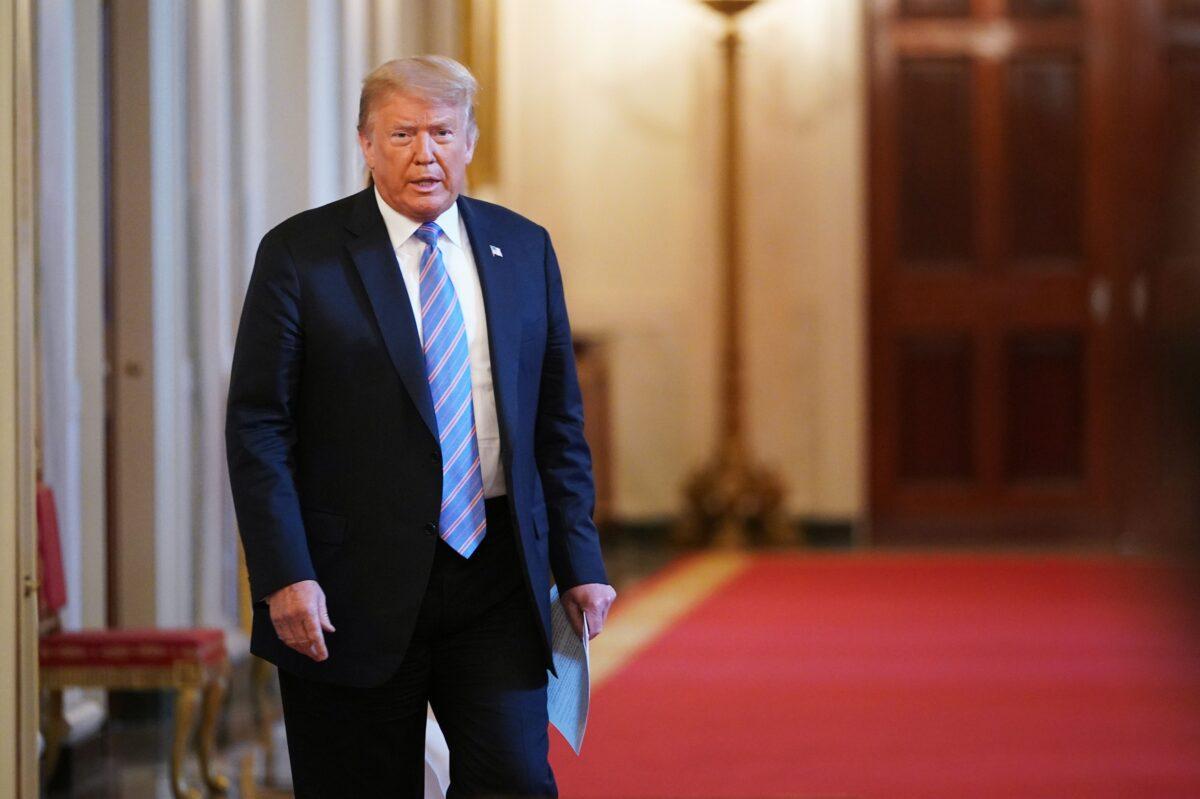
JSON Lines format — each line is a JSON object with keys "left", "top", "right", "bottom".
{"left": 266, "top": 579, "right": 336, "bottom": 662}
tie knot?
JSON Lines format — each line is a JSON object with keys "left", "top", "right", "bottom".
{"left": 414, "top": 222, "right": 442, "bottom": 248}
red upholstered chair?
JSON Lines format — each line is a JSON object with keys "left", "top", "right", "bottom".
{"left": 37, "top": 482, "right": 231, "bottom": 799}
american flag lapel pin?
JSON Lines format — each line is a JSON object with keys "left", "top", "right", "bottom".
{"left": 490, "top": 244, "right": 503, "bottom": 258}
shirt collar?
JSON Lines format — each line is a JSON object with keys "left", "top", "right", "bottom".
{"left": 373, "top": 186, "right": 464, "bottom": 252}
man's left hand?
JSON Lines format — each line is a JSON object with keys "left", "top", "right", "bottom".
{"left": 561, "top": 583, "right": 616, "bottom": 640}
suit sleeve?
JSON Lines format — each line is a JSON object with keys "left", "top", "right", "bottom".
{"left": 225, "top": 229, "right": 316, "bottom": 603}
{"left": 535, "top": 228, "right": 610, "bottom": 591}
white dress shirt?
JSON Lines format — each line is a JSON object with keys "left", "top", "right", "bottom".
{"left": 374, "top": 188, "right": 506, "bottom": 498}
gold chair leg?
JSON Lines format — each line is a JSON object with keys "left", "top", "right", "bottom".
{"left": 251, "top": 657, "right": 280, "bottom": 787}
{"left": 239, "top": 752, "right": 258, "bottom": 799}
{"left": 197, "top": 670, "right": 230, "bottom": 794}
{"left": 171, "top": 687, "right": 202, "bottom": 799}
{"left": 41, "top": 689, "right": 68, "bottom": 784}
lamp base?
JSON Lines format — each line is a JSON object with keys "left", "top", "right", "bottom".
{"left": 675, "top": 451, "right": 790, "bottom": 548}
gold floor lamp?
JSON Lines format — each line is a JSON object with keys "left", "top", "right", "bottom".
{"left": 678, "top": 0, "right": 790, "bottom": 547}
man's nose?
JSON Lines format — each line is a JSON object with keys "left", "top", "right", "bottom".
{"left": 414, "top": 132, "right": 435, "bottom": 163}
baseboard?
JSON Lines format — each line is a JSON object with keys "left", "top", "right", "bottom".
{"left": 801, "top": 517, "right": 857, "bottom": 548}
{"left": 604, "top": 516, "right": 859, "bottom": 548}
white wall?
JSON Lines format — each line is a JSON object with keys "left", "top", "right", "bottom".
{"left": 741, "top": 1, "right": 866, "bottom": 520}
{"left": 493, "top": 0, "right": 867, "bottom": 521}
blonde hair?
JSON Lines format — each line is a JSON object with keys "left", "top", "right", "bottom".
{"left": 357, "top": 55, "right": 479, "bottom": 138}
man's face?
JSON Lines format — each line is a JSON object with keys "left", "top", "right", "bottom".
{"left": 358, "top": 91, "right": 476, "bottom": 222}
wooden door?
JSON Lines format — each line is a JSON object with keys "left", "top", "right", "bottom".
{"left": 1122, "top": 0, "right": 1200, "bottom": 548}
{"left": 867, "top": 0, "right": 1128, "bottom": 543}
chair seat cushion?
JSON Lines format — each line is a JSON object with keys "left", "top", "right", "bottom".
{"left": 40, "top": 628, "right": 227, "bottom": 669}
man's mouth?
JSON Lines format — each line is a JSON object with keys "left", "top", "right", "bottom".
{"left": 411, "top": 178, "right": 442, "bottom": 191}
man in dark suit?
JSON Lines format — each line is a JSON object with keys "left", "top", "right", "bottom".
{"left": 225, "top": 55, "right": 615, "bottom": 798}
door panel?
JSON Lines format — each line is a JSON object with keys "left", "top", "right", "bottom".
{"left": 1122, "top": 1, "right": 1200, "bottom": 547}
{"left": 898, "top": 57, "right": 976, "bottom": 266}
{"left": 1005, "top": 55, "right": 1082, "bottom": 263}
{"left": 897, "top": 333, "right": 975, "bottom": 481}
{"left": 1003, "top": 331, "right": 1085, "bottom": 481}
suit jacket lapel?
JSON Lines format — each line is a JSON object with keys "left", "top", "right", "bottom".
{"left": 345, "top": 187, "right": 438, "bottom": 440}
{"left": 458, "top": 196, "right": 520, "bottom": 453}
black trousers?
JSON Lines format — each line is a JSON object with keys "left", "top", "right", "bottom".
{"left": 278, "top": 497, "right": 557, "bottom": 798}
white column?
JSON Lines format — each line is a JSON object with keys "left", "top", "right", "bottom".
{"left": 234, "top": 0, "right": 315, "bottom": 287}
{"left": 308, "top": 0, "right": 344, "bottom": 206}
{"left": 236, "top": 0, "right": 269, "bottom": 293}
{"left": 73, "top": 0, "right": 108, "bottom": 634}
{"left": 373, "top": 0, "right": 403, "bottom": 60}
{"left": 342, "top": 0, "right": 372, "bottom": 193}
{"left": 191, "top": 0, "right": 238, "bottom": 629}
{"left": 36, "top": 0, "right": 109, "bottom": 635}
{"left": 37, "top": 0, "right": 84, "bottom": 631}
{"left": 36, "top": 0, "right": 109, "bottom": 744}
{"left": 149, "top": 0, "right": 194, "bottom": 626}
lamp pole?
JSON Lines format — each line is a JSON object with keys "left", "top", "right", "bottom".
{"left": 678, "top": 0, "right": 789, "bottom": 547}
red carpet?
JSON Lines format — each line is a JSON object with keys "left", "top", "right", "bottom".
{"left": 550, "top": 554, "right": 1200, "bottom": 798}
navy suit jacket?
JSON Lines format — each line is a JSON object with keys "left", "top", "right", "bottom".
{"left": 225, "top": 186, "right": 608, "bottom": 688}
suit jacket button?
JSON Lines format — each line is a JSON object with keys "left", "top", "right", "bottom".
{"left": 424, "top": 522, "right": 438, "bottom": 536}
{"left": 429, "top": 450, "right": 439, "bottom": 463}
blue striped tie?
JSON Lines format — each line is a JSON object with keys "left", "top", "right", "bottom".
{"left": 414, "top": 222, "right": 487, "bottom": 558}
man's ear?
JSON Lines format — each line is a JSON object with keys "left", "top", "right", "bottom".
{"left": 464, "top": 127, "right": 478, "bottom": 165}
{"left": 357, "top": 128, "right": 374, "bottom": 170}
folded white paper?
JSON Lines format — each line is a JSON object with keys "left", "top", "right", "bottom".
{"left": 546, "top": 583, "right": 590, "bottom": 754}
